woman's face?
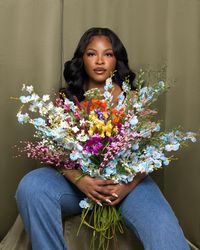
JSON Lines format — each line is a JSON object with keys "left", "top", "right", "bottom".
{"left": 83, "top": 35, "right": 117, "bottom": 86}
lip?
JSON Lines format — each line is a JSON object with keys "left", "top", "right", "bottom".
{"left": 93, "top": 67, "right": 106, "bottom": 74}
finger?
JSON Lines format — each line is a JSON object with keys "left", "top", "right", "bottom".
{"left": 87, "top": 194, "right": 102, "bottom": 206}
{"left": 103, "top": 179, "right": 118, "bottom": 185}
{"left": 96, "top": 186, "right": 113, "bottom": 196}
{"left": 96, "top": 187, "right": 119, "bottom": 201}
{"left": 108, "top": 198, "right": 121, "bottom": 206}
{"left": 92, "top": 191, "right": 114, "bottom": 204}
{"left": 111, "top": 193, "right": 118, "bottom": 198}
{"left": 95, "top": 179, "right": 117, "bottom": 186}
{"left": 105, "top": 195, "right": 116, "bottom": 202}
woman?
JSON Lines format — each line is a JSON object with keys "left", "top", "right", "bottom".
{"left": 16, "top": 27, "right": 190, "bottom": 250}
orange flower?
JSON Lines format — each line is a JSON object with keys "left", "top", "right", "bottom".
{"left": 110, "top": 107, "right": 125, "bottom": 125}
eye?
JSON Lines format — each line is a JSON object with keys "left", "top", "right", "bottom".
{"left": 105, "top": 52, "right": 114, "bottom": 57}
{"left": 86, "top": 52, "right": 96, "bottom": 57}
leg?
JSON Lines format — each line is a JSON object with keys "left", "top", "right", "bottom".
{"left": 15, "top": 167, "right": 85, "bottom": 250}
{"left": 119, "top": 176, "right": 190, "bottom": 250}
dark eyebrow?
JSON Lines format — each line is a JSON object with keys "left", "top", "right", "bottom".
{"left": 86, "top": 48, "right": 113, "bottom": 52}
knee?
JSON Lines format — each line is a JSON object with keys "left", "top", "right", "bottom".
{"left": 16, "top": 170, "right": 36, "bottom": 205}
{"left": 15, "top": 168, "right": 53, "bottom": 206}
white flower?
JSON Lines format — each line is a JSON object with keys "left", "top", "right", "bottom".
{"left": 158, "top": 81, "right": 165, "bottom": 88}
{"left": 22, "top": 84, "right": 26, "bottom": 91}
{"left": 17, "top": 112, "right": 29, "bottom": 124}
{"left": 21, "top": 84, "right": 34, "bottom": 94}
{"left": 30, "top": 93, "right": 40, "bottom": 102}
{"left": 39, "top": 107, "right": 48, "bottom": 116}
{"left": 77, "top": 133, "right": 89, "bottom": 142}
{"left": 46, "top": 102, "right": 54, "bottom": 111}
{"left": 42, "top": 95, "right": 50, "bottom": 102}
{"left": 80, "top": 119, "right": 86, "bottom": 126}
{"left": 26, "top": 85, "right": 34, "bottom": 94}
{"left": 133, "top": 102, "right": 143, "bottom": 111}
{"left": 71, "top": 126, "right": 79, "bottom": 133}
{"left": 29, "top": 104, "right": 37, "bottom": 112}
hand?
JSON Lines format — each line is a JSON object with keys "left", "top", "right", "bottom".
{"left": 75, "top": 175, "right": 118, "bottom": 205}
{"left": 102, "top": 172, "right": 147, "bottom": 206}
{"left": 102, "top": 182, "right": 134, "bottom": 206}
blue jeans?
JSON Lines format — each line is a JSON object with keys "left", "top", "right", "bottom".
{"left": 15, "top": 167, "right": 190, "bottom": 250}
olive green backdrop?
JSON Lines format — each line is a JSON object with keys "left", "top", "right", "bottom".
{"left": 0, "top": 0, "right": 199, "bottom": 249}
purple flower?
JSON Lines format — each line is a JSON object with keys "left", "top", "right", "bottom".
{"left": 83, "top": 134, "right": 103, "bottom": 155}
{"left": 95, "top": 109, "right": 105, "bottom": 120}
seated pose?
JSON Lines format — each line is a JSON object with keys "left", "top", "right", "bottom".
{"left": 16, "top": 27, "right": 190, "bottom": 250}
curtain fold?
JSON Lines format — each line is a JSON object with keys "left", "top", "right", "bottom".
{"left": 165, "top": 0, "right": 200, "bottom": 247}
{"left": 0, "top": 0, "right": 63, "bottom": 239}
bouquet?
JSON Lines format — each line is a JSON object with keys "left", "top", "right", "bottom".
{"left": 15, "top": 70, "right": 197, "bottom": 250}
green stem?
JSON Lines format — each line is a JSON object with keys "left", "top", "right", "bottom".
{"left": 77, "top": 204, "right": 123, "bottom": 250}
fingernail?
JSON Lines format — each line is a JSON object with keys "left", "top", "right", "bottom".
{"left": 105, "top": 199, "right": 112, "bottom": 204}
{"left": 97, "top": 201, "right": 102, "bottom": 206}
{"left": 112, "top": 193, "right": 118, "bottom": 198}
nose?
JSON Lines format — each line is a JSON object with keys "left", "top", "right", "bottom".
{"left": 96, "top": 55, "right": 104, "bottom": 65}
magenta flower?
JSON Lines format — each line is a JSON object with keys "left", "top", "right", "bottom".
{"left": 83, "top": 134, "right": 104, "bottom": 155}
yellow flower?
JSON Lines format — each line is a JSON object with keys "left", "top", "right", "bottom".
{"left": 113, "top": 126, "right": 118, "bottom": 134}
{"left": 102, "top": 112, "right": 108, "bottom": 119}
{"left": 88, "top": 124, "right": 96, "bottom": 136}
{"left": 99, "top": 120, "right": 113, "bottom": 138}
{"left": 95, "top": 120, "right": 105, "bottom": 130}
{"left": 88, "top": 112, "right": 116, "bottom": 138}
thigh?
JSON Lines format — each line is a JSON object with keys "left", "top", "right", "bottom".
{"left": 119, "top": 176, "right": 189, "bottom": 250}
{"left": 119, "top": 176, "right": 172, "bottom": 225}
{"left": 16, "top": 167, "right": 85, "bottom": 216}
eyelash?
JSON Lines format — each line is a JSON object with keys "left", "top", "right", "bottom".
{"left": 86, "top": 52, "right": 95, "bottom": 56}
{"left": 105, "top": 53, "right": 114, "bottom": 57}
{"left": 86, "top": 52, "right": 114, "bottom": 57}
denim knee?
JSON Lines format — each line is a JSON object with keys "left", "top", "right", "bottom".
{"left": 15, "top": 168, "right": 57, "bottom": 207}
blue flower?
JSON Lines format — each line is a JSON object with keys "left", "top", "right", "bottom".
{"left": 130, "top": 116, "right": 138, "bottom": 126}
{"left": 70, "top": 151, "right": 83, "bottom": 161}
{"left": 139, "top": 87, "right": 148, "bottom": 99}
{"left": 104, "top": 78, "right": 113, "bottom": 91}
{"left": 163, "top": 159, "right": 169, "bottom": 165}
{"left": 153, "top": 124, "right": 160, "bottom": 132}
{"left": 32, "top": 118, "right": 46, "bottom": 127}
{"left": 122, "top": 82, "right": 130, "bottom": 92}
{"left": 132, "top": 144, "right": 139, "bottom": 150}
{"left": 185, "top": 132, "right": 197, "bottom": 142}
{"left": 19, "top": 95, "right": 32, "bottom": 103}
{"left": 79, "top": 198, "right": 91, "bottom": 209}
{"left": 165, "top": 143, "right": 180, "bottom": 151}
{"left": 105, "top": 167, "right": 114, "bottom": 177}
{"left": 64, "top": 98, "right": 76, "bottom": 112}
{"left": 103, "top": 91, "right": 112, "bottom": 99}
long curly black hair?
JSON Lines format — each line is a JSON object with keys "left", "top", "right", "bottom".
{"left": 61, "top": 27, "right": 136, "bottom": 102}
